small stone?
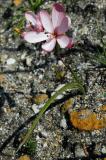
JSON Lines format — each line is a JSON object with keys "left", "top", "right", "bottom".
{"left": 58, "top": 60, "right": 65, "bottom": 67}
{"left": 39, "top": 74, "right": 43, "bottom": 80}
{"left": 102, "top": 35, "right": 106, "bottom": 43}
{"left": 101, "top": 146, "right": 106, "bottom": 154}
{"left": 0, "top": 127, "right": 3, "bottom": 131}
{"left": 75, "top": 145, "right": 86, "bottom": 157}
{"left": 6, "top": 58, "right": 16, "bottom": 65}
{"left": 79, "top": 26, "right": 88, "bottom": 35}
{"left": 43, "top": 142, "right": 48, "bottom": 148}
{"left": 32, "top": 104, "right": 40, "bottom": 114}
{"left": 33, "top": 94, "right": 48, "bottom": 105}
{"left": 56, "top": 95, "right": 63, "bottom": 100}
{"left": 26, "top": 56, "right": 32, "bottom": 66}
{"left": 60, "top": 118, "right": 67, "bottom": 129}
{"left": 21, "top": 53, "right": 27, "bottom": 60}
{"left": 32, "top": 103, "right": 44, "bottom": 114}
{"left": 40, "top": 131, "right": 48, "bottom": 138}
{"left": 3, "top": 106, "right": 12, "bottom": 113}
{"left": 0, "top": 54, "right": 8, "bottom": 63}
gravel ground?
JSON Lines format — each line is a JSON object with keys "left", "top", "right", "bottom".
{"left": 0, "top": 0, "right": 106, "bottom": 160}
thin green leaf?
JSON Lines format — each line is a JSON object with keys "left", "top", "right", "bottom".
{"left": 17, "top": 82, "right": 84, "bottom": 152}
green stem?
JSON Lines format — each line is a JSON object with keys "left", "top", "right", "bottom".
{"left": 17, "top": 82, "right": 84, "bottom": 151}
{"left": 28, "top": 0, "right": 34, "bottom": 7}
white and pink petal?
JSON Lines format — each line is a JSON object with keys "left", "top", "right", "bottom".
{"left": 25, "top": 11, "right": 37, "bottom": 26}
{"left": 67, "top": 38, "right": 74, "bottom": 48}
{"left": 66, "top": 15, "right": 71, "bottom": 28}
{"left": 35, "top": 13, "right": 44, "bottom": 32}
{"left": 42, "top": 38, "right": 56, "bottom": 52}
{"left": 55, "top": 16, "right": 68, "bottom": 35}
{"left": 53, "top": 3, "right": 65, "bottom": 13}
{"left": 40, "top": 10, "right": 54, "bottom": 33}
{"left": 57, "top": 35, "right": 70, "bottom": 48}
{"left": 23, "top": 31, "right": 49, "bottom": 43}
{"left": 52, "top": 3, "right": 65, "bottom": 29}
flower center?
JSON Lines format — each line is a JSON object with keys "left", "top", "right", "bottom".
{"left": 52, "top": 32, "right": 58, "bottom": 38}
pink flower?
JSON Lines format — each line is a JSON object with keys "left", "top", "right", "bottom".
{"left": 23, "top": 3, "right": 73, "bottom": 52}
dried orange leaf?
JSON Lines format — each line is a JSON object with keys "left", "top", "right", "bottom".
{"left": 17, "top": 155, "right": 30, "bottom": 160}
{"left": 70, "top": 108, "right": 106, "bottom": 131}
{"left": 13, "top": 0, "right": 23, "bottom": 6}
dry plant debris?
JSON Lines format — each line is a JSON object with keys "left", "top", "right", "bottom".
{"left": 13, "top": 0, "right": 23, "bottom": 6}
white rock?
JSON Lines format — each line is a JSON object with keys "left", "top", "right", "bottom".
{"left": 26, "top": 56, "right": 32, "bottom": 66}
{"left": 6, "top": 58, "right": 16, "bottom": 65}
{"left": 36, "top": 135, "right": 40, "bottom": 140}
{"left": 75, "top": 145, "right": 86, "bottom": 157}
{"left": 58, "top": 60, "right": 65, "bottom": 67}
{"left": 32, "top": 104, "right": 44, "bottom": 114}
{"left": 39, "top": 74, "right": 43, "bottom": 80}
{"left": 21, "top": 53, "right": 26, "bottom": 60}
{"left": 43, "top": 142, "right": 48, "bottom": 148}
{"left": 41, "top": 131, "right": 48, "bottom": 138}
{"left": 60, "top": 118, "right": 67, "bottom": 129}
{"left": 56, "top": 95, "right": 63, "bottom": 100}
{"left": 102, "top": 146, "right": 106, "bottom": 154}
{"left": 32, "top": 104, "right": 40, "bottom": 114}
{"left": 0, "top": 127, "right": 2, "bottom": 131}
{"left": 1, "top": 54, "right": 8, "bottom": 62}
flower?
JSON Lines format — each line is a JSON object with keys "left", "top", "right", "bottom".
{"left": 23, "top": 3, "right": 73, "bottom": 52}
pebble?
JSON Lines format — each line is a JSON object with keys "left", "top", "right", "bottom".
{"left": 21, "top": 53, "right": 27, "bottom": 60}
{"left": 101, "top": 145, "right": 106, "bottom": 154}
{"left": 6, "top": 58, "right": 16, "bottom": 65}
{"left": 0, "top": 54, "right": 8, "bottom": 63}
{"left": 32, "top": 104, "right": 40, "bottom": 114}
{"left": 58, "top": 60, "right": 65, "bottom": 67}
{"left": 102, "top": 35, "right": 106, "bottom": 43}
{"left": 40, "top": 131, "right": 48, "bottom": 138}
{"left": 26, "top": 56, "right": 32, "bottom": 66}
{"left": 79, "top": 26, "right": 89, "bottom": 35}
{"left": 56, "top": 95, "right": 63, "bottom": 100}
{"left": 39, "top": 74, "right": 43, "bottom": 80}
{"left": 43, "top": 142, "right": 48, "bottom": 148}
{"left": 60, "top": 118, "right": 67, "bottom": 129}
{"left": 36, "top": 135, "right": 40, "bottom": 140}
{"left": 32, "top": 104, "right": 44, "bottom": 114}
{"left": 0, "top": 127, "right": 3, "bottom": 131}
{"left": 75, "top": 145, "right": 86, "bottom": 157}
